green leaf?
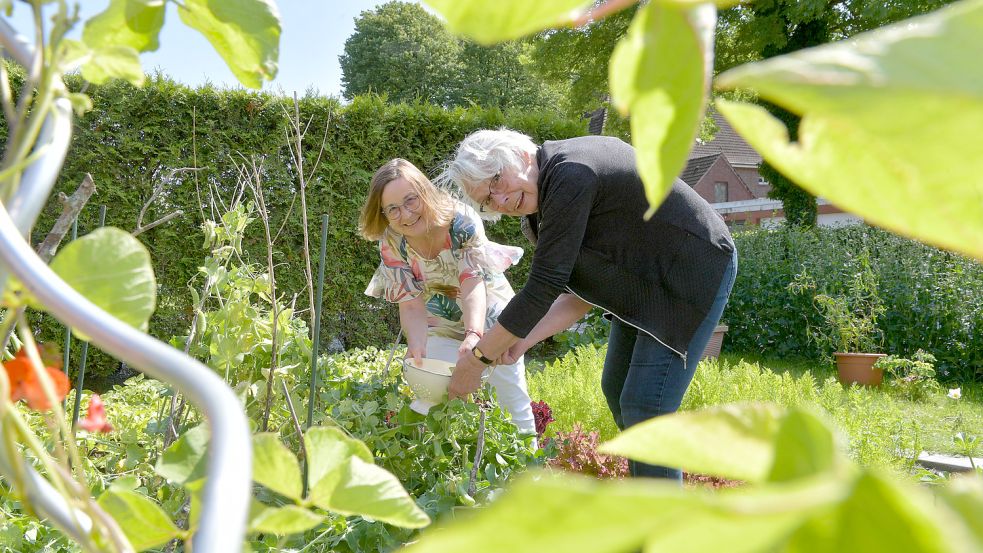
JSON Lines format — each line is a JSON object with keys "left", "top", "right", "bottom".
{"left": 785, "top": 472, "right": 964, "bottom": 552}
{"left": 97, "top": 489, "right": 184, "bottom": 551}
{"left": 176, "top": 0, "right": 281, "bottom": 89}
{"left": 50, "top": 227, "right": 156, "bottom": 337}
{"left": 767, "top": 408, "right": 841, "bottom": 482}
{"left": 424, "top": 0, "right": 592, "bottom": 44}
{"left": 83, "top": 0, "right": 166, "bottom": 53}
{"left": 67, "top": 93, "right": 94, "bottom": 116}
{"left": 609, "top": 2, "right": 715, "bottom": 217}
{"left": 403, "top": 471, "right": 844, "bottom": 553}
{"left": 80, "top": 45, "right": 145, "bottom": 86}
{"left": 935, "top": 477, "right": 983, "bottom": 547}
{"left": 660, "top": 0, "right": 741, "bottom": 5}
{"left": 599, "top": 403, "right": 782, "bottom": 483}
{"left": 248, "top": 503, "right": 323, "bottom": 535}
{"left": 155, "top": 424, "right": 209, "bottom": 485}
{"left": 252, "top": 433, "right": 302, "bottom": 501}
{"left": 642, "top": 479, "right": 842, "bottom": 553}
{"left": 402, "top": 472, "right": 689, "bottom": 552}
{"left": 305, "top": 426, "right": 429, "bottom": 528}
{"left": 304, "top": 426, "right": 372, "bottom": 493}
{"left": 715, "top": 1, "right": 983, "bottom": 260}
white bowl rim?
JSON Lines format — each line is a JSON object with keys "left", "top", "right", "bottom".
{"left": 402, "top": 357, "right": 453, "bottom": 377}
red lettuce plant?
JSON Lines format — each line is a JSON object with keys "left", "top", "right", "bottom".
{"left": 530, "top": 399, "right": 554, "bottom": 439}
{"left": 546, "top": 424, "right": 628, "bottom": 479}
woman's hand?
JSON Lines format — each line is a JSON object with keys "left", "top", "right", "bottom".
{"left": 497, "top": 340, "right": 530, "bottom": 365}
{"left": 405, "top": 342, "right": 425, "bottom": 367}
{"left": 449, "top": 350, "right": 485, "bottom": 399}
{"left": 458, "top": 331, "right": 481, "bottom": 356}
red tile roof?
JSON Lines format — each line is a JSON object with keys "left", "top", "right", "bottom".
{"left": 689, "top": 110, "right": 762, "bottom": 168}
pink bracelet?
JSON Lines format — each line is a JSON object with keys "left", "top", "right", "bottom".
{"left": 464, "top": 328, "right": 483, "bottom": 340}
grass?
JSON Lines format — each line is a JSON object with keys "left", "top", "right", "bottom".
{"left": 527, "top": 346, "right": 983, "bottom": 473}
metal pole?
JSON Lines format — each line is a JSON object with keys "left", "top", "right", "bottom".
{"left": 71, "top": 205, "right": 106, "bottom": 427}
{"left": 61, "top": 217, "right": 77, "bottom": 409}
{"left": 305, "top": 214, "right": 329, "bottom": 430}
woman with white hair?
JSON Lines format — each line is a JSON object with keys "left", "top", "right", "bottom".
{"left": 437, "top": 129, "right": 738, "bottom": 481}
{"left": 359, "top": 158, "right": 535, "bottom": 435}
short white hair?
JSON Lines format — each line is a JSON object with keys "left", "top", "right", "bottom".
{"left": 434, "top": 128, "right": 538, "bottom": 222}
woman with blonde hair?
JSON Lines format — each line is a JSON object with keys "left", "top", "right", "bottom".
{"left": 359, "top": 158, "right": 535, "bottom": 435}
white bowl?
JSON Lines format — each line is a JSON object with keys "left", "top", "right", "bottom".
{"left": 402, "top": 358, "right": 454, "bottom": 414}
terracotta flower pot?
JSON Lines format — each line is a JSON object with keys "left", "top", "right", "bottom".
{"left": 700, "top": 325, "right": 729, "bottom": 360}
{"left": 834, "top": 352, "right": 886, "bottom": 386}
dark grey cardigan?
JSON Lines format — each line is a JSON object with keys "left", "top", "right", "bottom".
{"left": 496, "top": 136, "right": 735, "bottom": 357}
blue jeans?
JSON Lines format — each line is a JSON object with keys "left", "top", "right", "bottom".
{"left": 601, "top": 250, "right": 737, "bottom": 481}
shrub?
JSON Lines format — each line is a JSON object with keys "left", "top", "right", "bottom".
{"left": 7, "top": 74, "right": 585, "bottom": 378}
{"left": 726, "top": 225, "right": 983, "bottom": 381}
{"left": 876, "top": 350, "right": 942, "bottom": 402}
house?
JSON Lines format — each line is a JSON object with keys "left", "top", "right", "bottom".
{"left": 687, "top": 110, "right": 769, "bottom": 199}
{"left": 680, "top": 152, "right": 755, "bottom": 204}
{"left": 683, "top": 110, "right": 859, "bottom": 228}
{"left": 583, "top": 106, "right": 860, "bottom": 228}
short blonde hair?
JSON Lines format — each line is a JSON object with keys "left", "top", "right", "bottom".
{"left": 359, "top": 159, "right": 455, "bottom": 241}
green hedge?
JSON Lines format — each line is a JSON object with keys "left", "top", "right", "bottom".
{"left": 14, "top": 75, "right": 584, "bottom": 378}
{"left": 725, "top": 225, "right": 983, "bottom": 382}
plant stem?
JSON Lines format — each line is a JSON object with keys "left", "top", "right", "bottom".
{"left": 467, "top": 405, "right": 487, "bottom": 498}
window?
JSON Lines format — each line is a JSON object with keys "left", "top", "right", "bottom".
{"left": 757, "top": 175, "right": 769, "bottom": 186}
{"left": 714, "top": 182, "right": 728, "bottom": 203}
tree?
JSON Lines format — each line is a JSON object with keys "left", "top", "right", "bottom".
{"left": 530, "top": 2, "right": 954, "bottom": 219}
{"left": 339, "top": 1, "right": 462, "bottom": 105}
{"left": 455, "top": 40, "right": 567, "bottom": 112}
{"left": 530, "top": 5, "right": 638, "bottom": 134}
{"left": 340, "top": 1, "right": 561, "bottom": 113}
{"left": 716, "top": 0, "right": 954, "bottom": 226}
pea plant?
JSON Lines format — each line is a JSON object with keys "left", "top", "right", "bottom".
{"left": 0, "top": 1, "right": 430, "bottom": 551}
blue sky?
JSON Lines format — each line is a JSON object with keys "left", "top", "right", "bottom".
{"left": 5, "top": 1, "right": 407, "bottom": 98}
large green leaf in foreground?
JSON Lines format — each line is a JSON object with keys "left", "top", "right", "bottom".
{"left": 600, "top": 403, "right": 783, "bottom": 482}
{"left": 424, "top": 0, "right": 591, "bottom": 44}
{"left": 716, "top": 0, "right": 983, "bottom": 260}
{"left": 609, "top": 1, "right": 715, "bottom": 217}
{"left": 83, "top": 0, "right": 166, "bottom": 53}
{"left": 403, "top": 470, "right": 843, "bottom": 553}
{"left": 177, "top": 0, "right": 280, "bottom": 89}
{"left": 49, "top": 227, "right": 156, "bottom": 337}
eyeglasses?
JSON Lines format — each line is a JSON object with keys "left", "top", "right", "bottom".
{"left": 479, "top": 173, "right": 505, "bottom": 212}
{"left": 381, "top": 194, "right": 421, "bottom": 220}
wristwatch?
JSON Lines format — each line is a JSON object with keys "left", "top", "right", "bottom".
{"left": 471, "top": 345, "right": 495, "bottom": 366}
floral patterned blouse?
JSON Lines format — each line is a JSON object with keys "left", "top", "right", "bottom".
{"left": 365, "top": 203, "right": 523, "bottom": 341}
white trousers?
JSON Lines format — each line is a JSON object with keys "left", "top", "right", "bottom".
{"left": 426, "top": 336, "right": 535, "bottom": 435}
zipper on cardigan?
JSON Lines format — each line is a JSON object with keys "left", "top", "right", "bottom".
{"left": 563, "top": 286, "right": 688, "bottom": 362}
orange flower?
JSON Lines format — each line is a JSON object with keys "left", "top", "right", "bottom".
{"left": 78, "top": 394, "right": 113, "bottom": 433}
{"left": 3, "top": 349, "right": 70, "bottom": 410}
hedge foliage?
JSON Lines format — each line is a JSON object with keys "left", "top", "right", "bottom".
{"left": 726, "top": 225, "right": 983, "bottom": 382}
{"left": 15, "top": 75, "right": 585, "bottom": 377}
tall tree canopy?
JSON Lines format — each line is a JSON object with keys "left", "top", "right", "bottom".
{"left": 340, "top": 1, "right": 563, "bottom": 112}
{"left": 339, "top": 1, "right": 461, "bottom": 105}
